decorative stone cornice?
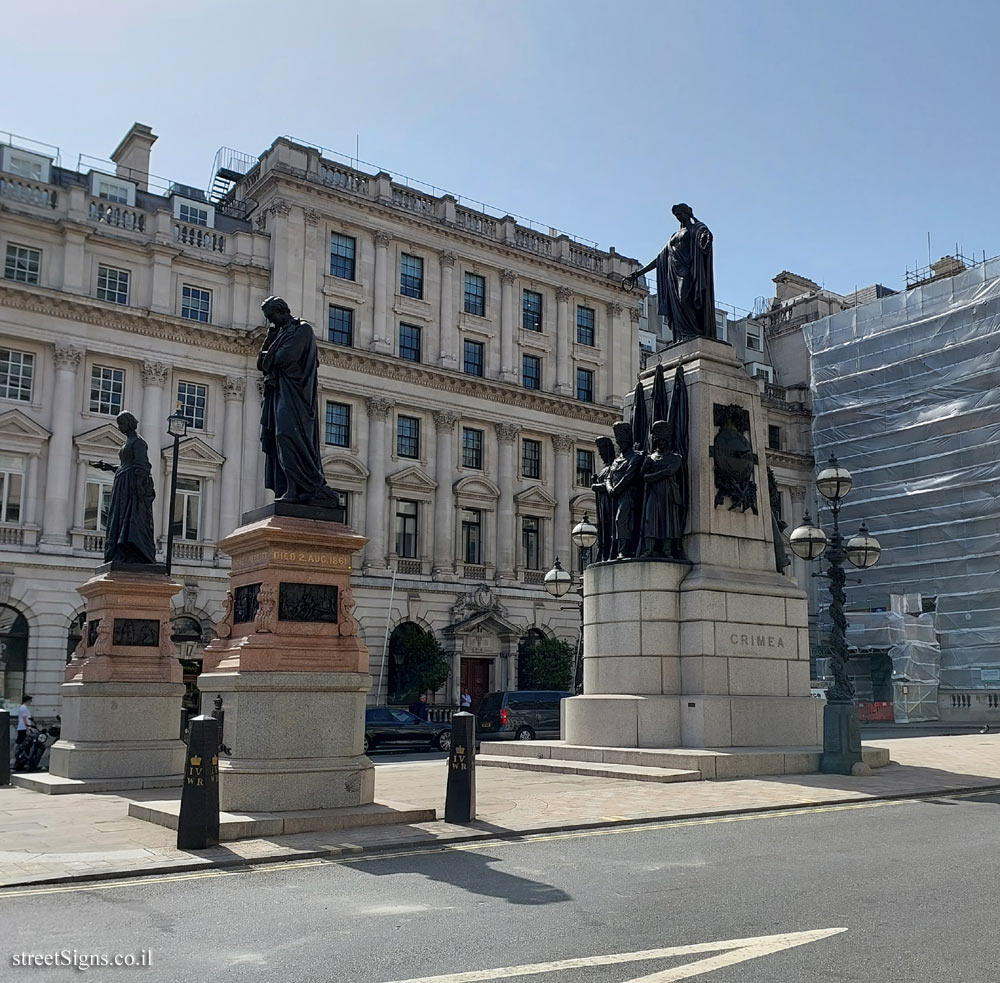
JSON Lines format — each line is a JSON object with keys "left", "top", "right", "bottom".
{"left": 552, "top": 433, "right": 575, "bottom": 453}
{"left": 500, "top": 269, "right": 517, "bottom": 285}
{"left": 439, "top": 250, "right": 457, "bottom": 269}
{"left": 495, "top": 422, "right": 520, "bottom": 444}
{"left": 140, "top": 360, "right": 169, "bottom": 387}
{"left": 366, "top": 395, "right": 394, "bottom": 421}
{"left": 432, "top": 409, "right": 460, "bottom": 433}
{"left": 53, "top": 344, "right": 82, "bottom": 372}
{"left": 1, "top": 284, "right": 260, "bottom": 357}
{"left": 606, "top": 301, "right": 624, "bottom": 318}
{"left": 321, "top": 343, "right": 617, "bottom": 428}
{"left": 374, "top": 229, "right": 393, "bottom": 248}
{"left": 223, "top": 376, "right": 247, "bottom": 400}
{"left": 556, "top": 286, "right": 572, "bottom": 302}
{"left": 629, "top": 306, "right": 642, "bottom": 323}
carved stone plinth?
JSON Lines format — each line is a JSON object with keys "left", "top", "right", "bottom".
{"left": 48, "top": 569, "right": 186, "bottom": 787}
{"left": 198, "top": 510, "right": 374, "bottom": 813}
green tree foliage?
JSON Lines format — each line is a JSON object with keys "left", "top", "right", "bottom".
{"left": 519, "top": 636, "right": 575, "bottom": 691}
{"left": 392, "top": 624, "right": 451, "bottom": 702}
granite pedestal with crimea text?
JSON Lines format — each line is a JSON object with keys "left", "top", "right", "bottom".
{"left": 44, "top": 564, "right": 186, "bottom": 789}
{"left": 197, "top": 505, "right": 374, "bottom": 813}
{"left": 561, "top": 336, "right": 823, "bottom": 758}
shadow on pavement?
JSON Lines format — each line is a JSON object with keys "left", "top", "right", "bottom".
{"left": 352, "top": 846, "right": 572, "bottom": 906}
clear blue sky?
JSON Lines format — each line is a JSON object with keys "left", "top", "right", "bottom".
{"left": 8, "top": 0, "right": 998, "bottom": 311}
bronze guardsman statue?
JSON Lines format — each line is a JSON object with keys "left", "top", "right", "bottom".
{"left": 607, "top": 422, "right": 644, "bottom": 559}
{"left": 90, "top": 411, "right": 157, "bottom": 565}
{"left": 638, "top": 420, "right": 686, "bottom": 560}
{"left": 623, "top": 203, "right": 716, "bottom": 343}
{"left": 591, "top": 436, "right": 617, "bottom": 563}
{"left": 258, "top": 296, "right": 343, "bottom": 508}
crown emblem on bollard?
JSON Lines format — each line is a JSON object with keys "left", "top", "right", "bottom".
{"left": 189, "top": 755, "right": 202, "bottom": 766}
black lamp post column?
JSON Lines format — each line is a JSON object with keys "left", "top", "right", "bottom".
{"left": 165, "top": 409, "right": 188, "bottom": 575}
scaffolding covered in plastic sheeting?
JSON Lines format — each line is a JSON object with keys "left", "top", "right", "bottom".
{"left": 803, "top": 258, "right": 1000, "bottom": 694}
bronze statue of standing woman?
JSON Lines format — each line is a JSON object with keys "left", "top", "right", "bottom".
{"left": 623, "top": 203, "right": 716, "bottom": 343}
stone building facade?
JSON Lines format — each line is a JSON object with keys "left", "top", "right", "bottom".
{"left": 0, "top": 124, "right": 642, "bottom": 718}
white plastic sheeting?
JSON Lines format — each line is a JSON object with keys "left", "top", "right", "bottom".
{"left": 804, "top": 259, "right": 1000, "bottom": 692}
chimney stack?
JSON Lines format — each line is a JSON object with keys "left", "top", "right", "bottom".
{"left": 110, "top": 123, "right": 157, "bottom": 191}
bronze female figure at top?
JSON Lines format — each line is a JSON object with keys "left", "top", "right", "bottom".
{"left": 623, "top": 203, "right": 716, "bottom": 342}
{"left": 90, "top": 411, "right": 157, "bottom": 565}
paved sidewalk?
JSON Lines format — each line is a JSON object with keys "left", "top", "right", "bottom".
{"left": 2, "top": 734, "right": 999, "bottom": 890}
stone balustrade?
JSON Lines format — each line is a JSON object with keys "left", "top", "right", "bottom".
{"left": 0, "top": 176, "right": 57, "bottom": 209}
{"left": 173, "top": 222, "right": 226, "bottom": 253}
{"left": 88, "top": 197, "right": 147, "bottom": 232}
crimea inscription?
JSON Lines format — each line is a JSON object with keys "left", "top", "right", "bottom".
{"left": 716, "top": 623, "right": 799, "bottom": 660}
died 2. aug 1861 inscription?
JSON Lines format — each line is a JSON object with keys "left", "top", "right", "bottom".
{"left": 232, "top": 549, "right": 349, "bottom": 573}
{"left": 278, "top": 582, "right": 339, "bottom": 624}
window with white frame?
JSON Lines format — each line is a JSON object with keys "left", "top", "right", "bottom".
{"left": 522, "top": 516, "right": 541, "bottom": 571}
{"left": 395, "top": 499, "right": 418, "bottom": 558}
{"left": 0, "top": 348, "right": 34, "bottom": 402}
{"left": 97, "top": 265, "right": 130, "bottom": 305}
{"left": 4, "top": 244, "right": 40, "bottom": 284}
{"left": 745, "top": 320, "right": 762, "bottom": 352}
{"left": 90, "top": 172, "right": 134, "bottom": 205}
{"left": 173, "top": 198, "right": 214, "bottom": 227}
{"left": 749, "top": 361, "right": 773, "bottom": 382}
{"left": 89, "top": 365, "right": 124, "bottom": 415}
{"left": 177, "top": 381, "right": 208, "bottom": 430}
{"left": 83, "top": 469, "right": 114, "bottom": 531}
{"left": 181, "top": 284, "right": 211, "bottom": 323}
{"left": 715, "top": 310, "right": 729, "bottom": 343}
{"left": 0, "top": 453, "right": 24, "bottom": 524}
{"left": 171, "top": 477, "right": 201, "bottom": 541}
{"left": 1, "top": 147, "right": 50, "bottom": 183}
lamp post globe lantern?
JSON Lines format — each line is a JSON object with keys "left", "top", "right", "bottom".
{"left": 164, "top": 407, "right": 189, "bottom": 575}
{"left": 846, "top": 521, "right": 881, "bottom": 569}
{"left": 788, "top": 511, "right": 828, "bottom": 561}
{"left": 571, "top": 513, "right": 598, "bottom": 550}
{"left": 543, "top": 557, "right": 572, "bottom": 598}
{"left": 815, "top": 453, "right": 853, "bottom": 502}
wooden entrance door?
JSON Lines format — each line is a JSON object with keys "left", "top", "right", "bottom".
{"left": 460, "top": 658, "right": 491, "bottom": 711}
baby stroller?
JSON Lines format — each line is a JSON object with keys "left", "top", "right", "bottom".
{"left": 13, "top": 720, "right": 59, "bottom": 772}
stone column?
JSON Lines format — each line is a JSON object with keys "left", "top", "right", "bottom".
{"left": 438, "top": 251, "right": 457, "bottom": 368}
{"left": 364, "top": 396, "right": 394, "bottom": 570}
{"left": 553, "top": 433, "right": 574, "bottom": 566}
{"left": 41, "top": 345, "right": 82, "bottom": 547}
{"left": 607, "top": 302, "right": 625, "bottom": 406}
{"left": 555, "top": 287, "right": 572, "bottom": 395}
{"left": 23, "top": 454, "right": 38, "bottom": 528}
{"left": 495, "top": 423, "right": 520, "bottom": 581}
{"left": 432, "top": 410, "right": 459, "bottom": 578}
{"left": 140, "top": 361, "right": 169, "bottom": 538}
{"left": 499, "top": 269, "right": 517, "bottom": 382}
{"left": 242, "top": 378, "right": 263, "bottom": 514}
{"left": 372, "top": 230, "right": 393, "bottom": 354}
{"left": 219, "top": 376, "right": 246, "bottom": 538}
{"left": 301, "top": 209, "right": 321, "bottom": 327}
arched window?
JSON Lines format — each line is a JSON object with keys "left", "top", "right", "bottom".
{"left": 0, "top": 605, "right": 29, "bottom": 702}
{"left": 517, "top": 628, "right": 546, "bottom": 690}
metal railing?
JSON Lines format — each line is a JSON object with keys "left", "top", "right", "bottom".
{"left": 396, "top": 558, "right": 422, "bottom": 575}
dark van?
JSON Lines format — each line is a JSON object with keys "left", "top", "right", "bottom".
{"left": 475, "top": 690, "right": 571, "bottom": 741}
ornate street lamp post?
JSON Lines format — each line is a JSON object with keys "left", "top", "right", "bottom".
{"left": 789, "top": 454, "right": 882, "bottom": 774}
{"left": 165, "top": 408, "right": 189, "bottom": 575}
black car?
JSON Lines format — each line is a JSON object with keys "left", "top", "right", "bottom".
{"left": 475, "top": 690, "right": 571, "bottom": 741}
{"left": 364, "top": 707, "right": 451, "bottom": 754}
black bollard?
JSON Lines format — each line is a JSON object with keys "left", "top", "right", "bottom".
{"left": 0, "top": 709, "right": 9, "bottom": 786}
{"left": 444, "top": 711, "right": 476, "bottom": 824}
{"left": 177, "top": 715, "right": 220, "bottom": 850}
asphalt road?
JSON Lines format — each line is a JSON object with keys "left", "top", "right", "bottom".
{"left": 3, "top": 791, "right": 999, "bottom": 982}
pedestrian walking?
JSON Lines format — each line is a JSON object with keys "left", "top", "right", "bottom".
{"left": 461, "top": 689, "right": 472, "bottom": 710}
{"left": 409, "top": 694, "right": 429, "bottom": 721}
{"left": 15, "top": 695, "right": 33, "bottom": 749}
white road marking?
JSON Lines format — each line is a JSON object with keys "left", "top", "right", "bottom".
{"left": 382, "top": 927, "right": 847, "bottom": 983}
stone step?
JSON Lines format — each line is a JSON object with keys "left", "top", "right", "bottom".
{"left": 478, "top": 740, "right": 891, "bottom": 779}
{"left": 476, "top": 754, "right": 702, "bottom": 784}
